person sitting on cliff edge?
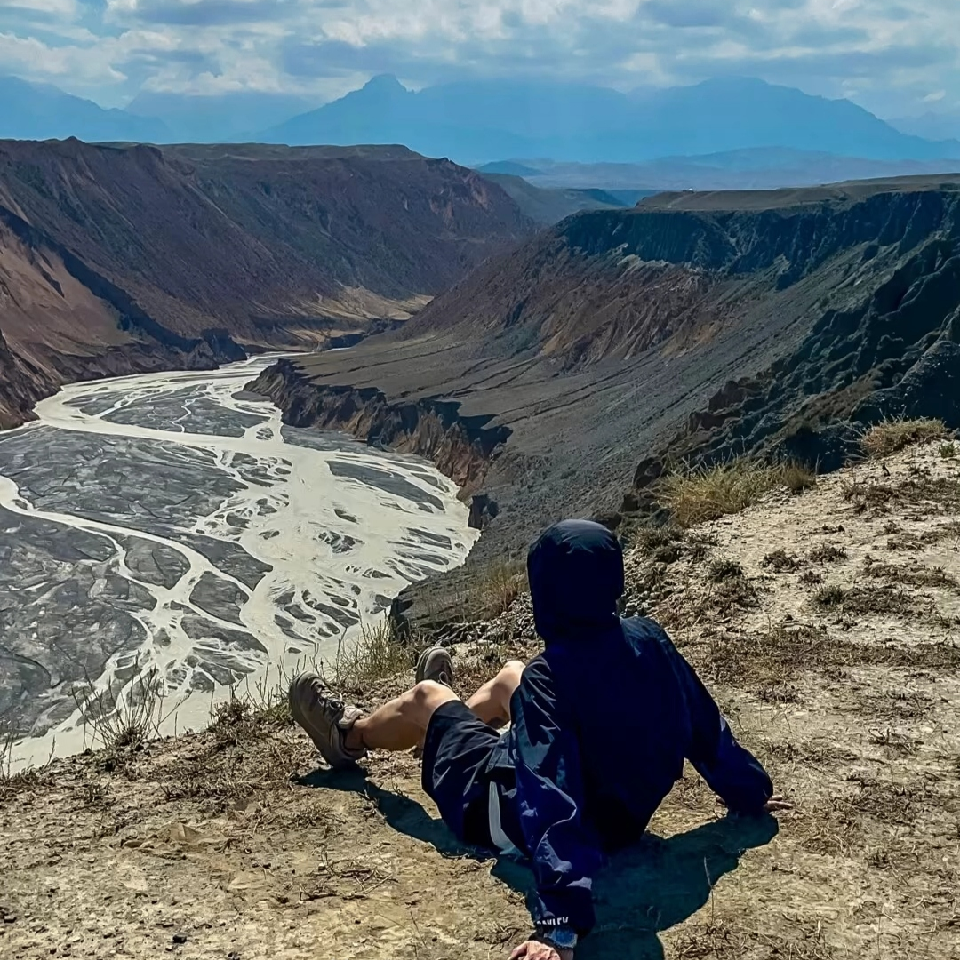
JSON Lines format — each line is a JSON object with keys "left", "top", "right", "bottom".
{"left": 288, "top": 519, "right": 789, "bottom": 960}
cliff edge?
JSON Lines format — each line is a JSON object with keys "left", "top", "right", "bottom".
{"left": 3, "top": 437, "right": 958, "bottom": 959}
{"left": 254, "top": 176, "right": 960, "bottom": 624}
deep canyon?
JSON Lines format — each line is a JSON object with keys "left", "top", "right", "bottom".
{"left": 253, "top": 177, "right": 960, "bottom": 627}
{"left": 3, "top": 141, "right": 960, "bottom": 737}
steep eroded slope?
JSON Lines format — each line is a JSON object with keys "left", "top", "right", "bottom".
{"left": 0, "top": 140, "right": 531, "bottom": 426}
{"left": 256, "top": 176, "right": 960, "bottom": 622}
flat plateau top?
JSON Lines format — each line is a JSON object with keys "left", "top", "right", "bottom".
{"left": 638, "top": 173, "right": 960, "bottom": 212}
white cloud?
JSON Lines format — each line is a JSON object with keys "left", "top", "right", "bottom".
{"left": 0, "top": 31, "right": 124, "bottom": 83}
{"left": 0, "top": 0, "right": 78, "bottom": 17}
{"left": 0, "top": 0, "right": 957, "bottom": 116}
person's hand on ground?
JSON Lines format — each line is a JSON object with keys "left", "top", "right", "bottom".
{"left": 509, "top": 940, "right": 574, "bottom": 960}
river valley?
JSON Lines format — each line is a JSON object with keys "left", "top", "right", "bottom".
{"left": 0, "top": 357, "right": 478, "bottom": 769}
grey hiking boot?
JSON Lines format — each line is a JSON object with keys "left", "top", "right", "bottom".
{"left": 415, "top": 646, "right": 454, "bottom": 687}
{"left": 288, "top": 673, "right": 367, "bottom": 769}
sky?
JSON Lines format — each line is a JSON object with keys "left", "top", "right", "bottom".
{"left": 0, "top": 0, "right": 958, "bottom": 115}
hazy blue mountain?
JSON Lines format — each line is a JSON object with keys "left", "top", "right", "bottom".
{"left": 477, "top": 161, "right": 544, "bottom": 176}
{"left": 126, "top": 91, "right": 321, "bottom": 142}
{"left": 262, "top": 75, "right": 543, "bottom": 159}
{"left": 634, "top": 78, "right": 958, "bottom": 160}
{"left": 263, "top": 75, "right": 960, "bottom": 164}
{"left": 0, "top": 76, "right": 168, "bottom": 142}
{"left": 889, "top": 111, "right": 960, "bottom": 142}
{"left": 487, "top": 149, "right": 960, "bottom": 193}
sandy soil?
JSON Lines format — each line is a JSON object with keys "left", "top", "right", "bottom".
{"left": 2, "top": 440, "right": 958, "bottom": 959}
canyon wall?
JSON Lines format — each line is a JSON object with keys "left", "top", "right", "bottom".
{"left": 252, "top": 359, "right": 510, "bottom": 516}
{"left": 253, "top": 177, "right": 960, "bottom": 625}
{"left": 0, "top": 139, "right": 531, "bottom": 427}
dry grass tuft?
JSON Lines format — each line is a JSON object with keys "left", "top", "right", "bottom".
{"left": 0, "top": 723, "right": 55, "bottom": 801}
{"left": 843, "top": 475, "right": 960, "bottom": 515}
{"left": 812, "top": 582, "right": 930, "bottom": 617}
{"left": 656, "top": 460, "right": 816, "bottom": 527}
{"left": 469, "top": 560, "right": 526, "bottom": 618}
{"left": 707, "top": 558, "right": 744, "bottom": 582}
{"left": 694, "top": 617, "right": 960, "bottom": 691}
{"left": 762, "top": 549, "right": 803, "bottom": 572}
{"left": 70, "top": 664, "right": 179, "bottom": 769}
{"left": 322, "top": 620, "right": 412, "bottom": 697}
{"left": 939, "top": 441, "right": 958, "bottom": 460}
{"left": 841, "top": 480, "right": 897, "bottom": 513}
{"left": 863, "top": 560, "right": 959, "bottom": 591}
{"left": 809, "top": 544, "right": 848, "bottom": 564}
{"left": 633, "top": 523, "right": 686, "bottom": 563}
{"left": 698, "top": 562, "right": 758, "bottom": 614}
{"left": 860, "top": 417, "right": 950, "bottom": 459}
{"left": 634, "top": 523, "right": 685, "bottom": 552}
{"left": 781, "top": 462, "right": 819, "bottom": 494}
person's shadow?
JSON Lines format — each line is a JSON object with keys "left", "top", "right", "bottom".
{"left": 297, "top": 768, "right": 779, "bottom": 959}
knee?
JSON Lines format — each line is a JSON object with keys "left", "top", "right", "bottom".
{"left": 410, "top": 679, "right": 445, "bottom": 707}
{"left": 405, "top": 680, "right": 456, "bottom": 723}
{"left": 500, "top": 660, "right": 525, "bottom": 683}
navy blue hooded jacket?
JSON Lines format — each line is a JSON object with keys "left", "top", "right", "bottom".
{"left": 484, "top": 519, "right": 773, "bottom": 934}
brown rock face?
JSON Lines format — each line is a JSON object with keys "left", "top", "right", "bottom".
{"left": 0, "top": 139, "right": 532, "bottom": 426}
{"left": 253, "top": 359, "right": 509, "bottom": 499}
{"left": 254, "top": 176, "right": 960, "bottom": 595}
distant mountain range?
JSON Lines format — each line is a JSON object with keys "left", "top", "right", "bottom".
{"left": 889, "top": 110, "right": 960, "bottom": 143}
{"left": 0, "top": 77, "right": 319, "bottom": 143}
{"left": 3, "top": 72, "right": 960, "bottom": 180}
{"left": 127, "top": 91, "right": 321, "bottom": 142}
{"left": 0, "top": 76, "right": 169, "bottom": 143}
{"left": 262, "top": 75, "right": 960, "bottom": 164}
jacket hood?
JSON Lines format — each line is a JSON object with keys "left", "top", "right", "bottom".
{"left": 527, "top": 519, "right": 624, "bottom": 644}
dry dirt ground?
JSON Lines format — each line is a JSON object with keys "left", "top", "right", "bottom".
{"left": 2, "top": 440, "right": 960, "bottom": 959}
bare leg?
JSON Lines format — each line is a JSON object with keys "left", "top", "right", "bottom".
{"left": 344, "top": 659, "right": 525, "bottom": 754}
{"left": 466, "top": 660, "right": 525, "bottom": 726}
{"left": 346, "top": 680, "right": 458, "bottom": 753}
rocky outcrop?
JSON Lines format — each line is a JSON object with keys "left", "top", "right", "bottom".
{"left": 251, "top": 359, "right": 511, "bottom": 504}
{"left": 0, "top": 327, "right": 45, "bottom": 429}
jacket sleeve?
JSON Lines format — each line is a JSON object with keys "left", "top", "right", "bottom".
{"left": 508, "top": 661, "right": 603, "bottom": 935}
{"left": 663, "top": 635, "right": 773, "bottom": 813}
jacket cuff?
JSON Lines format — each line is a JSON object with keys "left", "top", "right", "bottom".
{"left": 534, "top": 895, "right": 595, "bottom": 935}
